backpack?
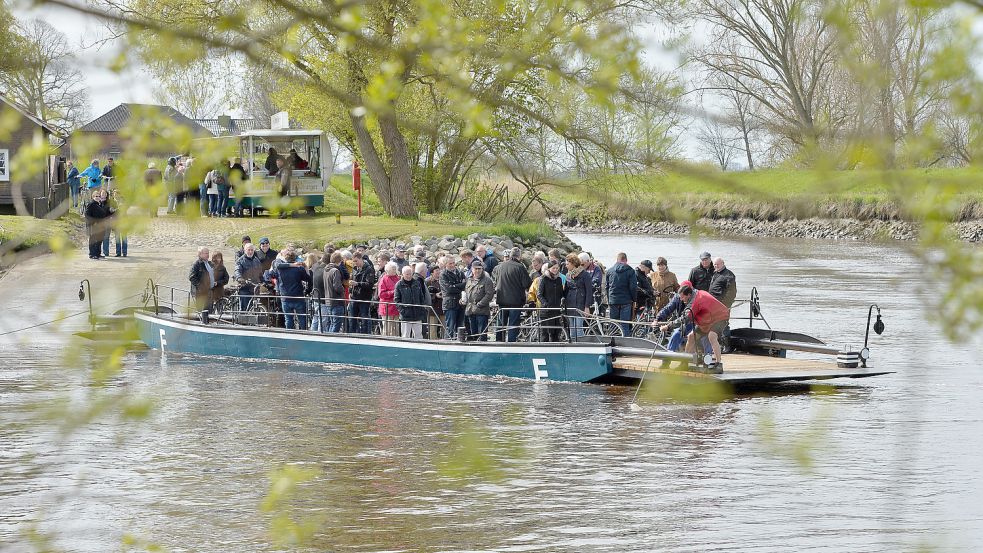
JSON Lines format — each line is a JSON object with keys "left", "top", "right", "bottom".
{"left": 212, "top": 172, "right": 226, "bottom": 186}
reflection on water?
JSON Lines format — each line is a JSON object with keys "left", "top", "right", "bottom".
{"left": 2, "top": 234, "right": 982, "bottom": 552}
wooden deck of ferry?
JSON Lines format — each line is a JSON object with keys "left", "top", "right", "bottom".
{"left": 611, "top": 353, "right": 892, "bottom": 384}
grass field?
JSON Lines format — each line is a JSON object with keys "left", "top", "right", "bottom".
{"left": 549, "top": 167, "right": 983, "bottom": 223}
{"left": 322, "top": 174, "right": 385, "bottom": 216}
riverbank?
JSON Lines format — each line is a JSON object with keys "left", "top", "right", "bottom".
{"left": 546, "top": 167, "right": 983, "bottom": 242}
{"left": 551, "top": 216, "right": 983, "bottom": 242}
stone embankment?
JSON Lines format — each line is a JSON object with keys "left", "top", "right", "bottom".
{"left": 360, "top": 232, "right": 581, "bottom": 265}
{"left": 551, "top": 216, "right": 983, "bottom": 243}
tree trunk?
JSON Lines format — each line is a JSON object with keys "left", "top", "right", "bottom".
{"left": 350, "top": 112, "right": 394, "bottom": 211}
{"left": 378, "top": 115, "right": 417, "bottom": 218}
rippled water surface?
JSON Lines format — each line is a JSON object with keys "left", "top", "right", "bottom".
{"left": 2, "top": 233, "right": 982, "bottom": 552}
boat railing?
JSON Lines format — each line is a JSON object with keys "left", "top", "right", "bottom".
{"left": 142, "top": 280, "right": 635, "bottom": 343}
{"left": 727, "top": 286, "right": 771, "bottom": 329}
{"left": 143, "top": 280, "right": 193, "bottom": 317}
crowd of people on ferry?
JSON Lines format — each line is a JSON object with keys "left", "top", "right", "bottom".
{"left": 187, "top": 237, "right": 739, "bottom": 369}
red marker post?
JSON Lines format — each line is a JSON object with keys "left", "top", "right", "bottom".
{"left": 353, "top": 160, "right": 362, "bottom": 218}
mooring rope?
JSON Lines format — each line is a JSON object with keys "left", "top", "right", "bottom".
{"left": 0, "top": 292, "right": 144, "bottom": 337}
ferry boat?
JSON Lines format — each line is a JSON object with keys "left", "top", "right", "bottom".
{"left": 124, "top": 282, "right": 892, "bottom": 386}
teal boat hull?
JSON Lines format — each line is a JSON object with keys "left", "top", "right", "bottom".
{"left": 135, "top": 312, "right": 614, "bottom": 383}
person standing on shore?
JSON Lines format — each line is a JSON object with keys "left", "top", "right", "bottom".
{"left": 189, "top": 247, "right": 215, "bottom": 311}
{"left": 650, "top": 256, "right": 679, "bottom": 311}
{"left": 688, "top": 251, "right": 715, "bottom": 291}
{"left": 163, "top": 157, "right": 178, "bottom": 214}
{"left": 606, "top": 252, "right": 638, "bottom": 337}
{"left": 104, "top": 189, "right": 127, "bottom": 257}
{"left": 274, "top": 157, "right": 292, "bottom": 218}
{"left": 144, "top": 162, "right": 162, "bottom": 217}
{"left": 464, "top": 261, "right": 495, "bottom": 341}
{"left": 229, "top": 157, "right": 247, "bottom": 217}
{"left": 83, "top": 188, "right": 111, "bottom": 259}
{"left": 174, "top": 162, "right": 188, "bottom": 209}
{"left": 66, "top": 160, "right": 80, "bottom": 208}
{"left": 100, "top": 157, "right": 116, "bottom": 192}
{"left": 205, "top": 165, "right": 226, "bottom": 217}
{"left": 80, "top": 159, "right": 103, "bottom": 191}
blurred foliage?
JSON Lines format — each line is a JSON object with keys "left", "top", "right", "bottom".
{"left": 1, "top": 0, "right": 983, "bottom": 548}
{"left": 260, "top": 465, "right": 323, "bottom": 548}
{"left": 754, "top": 386, "right": 839, "bottom": 473}
{"left": 639, "top": 372, "right": 732, "bottom": 405}
{"left": 435, "top": 408, "right": 527, "bottom": 483}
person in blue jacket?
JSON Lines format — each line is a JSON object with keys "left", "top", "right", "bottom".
{"left": 66, "top": 160, "right": 81, "bottom": 207}
{"left": 476, "top": 244, "right": 498, "bottom": 275}
{"left": 80, "top": 159, "right": 102, "bottom": 190}
{"left": 605, "top": 252, "right": 638, "bottom": 337}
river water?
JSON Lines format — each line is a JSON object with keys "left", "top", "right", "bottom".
{"left": 2, "top": 233, "right": 982, "bottom": 552}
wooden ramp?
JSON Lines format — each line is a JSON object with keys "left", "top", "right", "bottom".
{"left": 611, "top": 353, "right": 892, "bottom": 384}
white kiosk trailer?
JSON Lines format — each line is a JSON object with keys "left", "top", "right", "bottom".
{"left": 237, "top": 128, "right": 334, "bottom": 215}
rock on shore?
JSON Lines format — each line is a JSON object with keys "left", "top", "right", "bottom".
{"left": 551, "top": 216, "right": 983, "bottom": 243}
{"left": 357, "top": 232, "right": 582, "bottom": 266}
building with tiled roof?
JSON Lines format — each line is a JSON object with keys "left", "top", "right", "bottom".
{"left": 75, "top": 103, "right": 212, "bottom": 158}
{"left": 194, "top": 116, "right": 257, "bottom": 137}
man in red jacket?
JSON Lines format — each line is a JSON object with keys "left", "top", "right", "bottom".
{"left": 659, "top": 284, "right": 730, "bottom": 371}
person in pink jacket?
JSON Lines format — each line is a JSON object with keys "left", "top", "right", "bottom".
{"left": 377, "top": 261, "right": 401, "bottom": 336}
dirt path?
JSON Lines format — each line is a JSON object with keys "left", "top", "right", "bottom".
{"left": 0, "top": 216, "right": 251, "bottom": 337}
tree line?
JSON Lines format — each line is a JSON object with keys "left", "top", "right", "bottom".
{"left": 692, "top": 0, "right": 981, "bottom": 171}
{"left": 5, "top": 0, "right": 983, "bottom": 218}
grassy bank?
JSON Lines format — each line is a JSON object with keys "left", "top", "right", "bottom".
{"left": 0, "top": 215, "right": 76, "bottom": 255}
{"left": 323, "top": 174, "right": 385, "bottom": 216}
{"left": 548, "top": 167, "right": 983, "bottom": 224}
{"left": 220, "top": 215, "right": 555, "bottom": 250}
